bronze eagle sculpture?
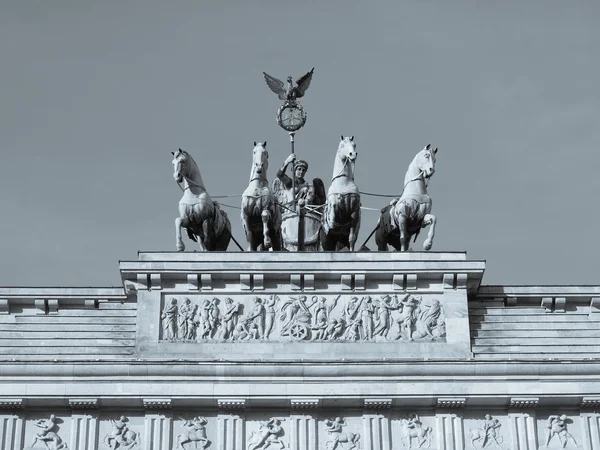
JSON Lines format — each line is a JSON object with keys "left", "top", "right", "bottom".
{"left": 263, "top": 68, "right": 314, "bottom": 103}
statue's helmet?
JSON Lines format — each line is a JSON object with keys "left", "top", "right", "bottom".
{"left": 294, "top": 160, "right": 308, "bottom": 171}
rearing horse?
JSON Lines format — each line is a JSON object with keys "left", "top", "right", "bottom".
{"left": 375, "top": 144, "right": 438, "bottom": 251}
{"left": 173, "top": 149, "right": 232, "bottom": 252}
{"left": 241, "top": 142, "right": 282, "bottom": 251}
{"left": 321, "top": 136, "right": 361, "bottom": 251}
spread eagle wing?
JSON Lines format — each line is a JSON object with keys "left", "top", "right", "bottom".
{"left": 271, "top": 177, "right": 289, "bottom": 212}
{"left": 295, "top": 68, "right": 314, "bottom": 98}
{"left": 311, "top": 177, "right": 326, "bottom": 207}
{"left": 263, "top": 72, "right": 287, "bottom": 100}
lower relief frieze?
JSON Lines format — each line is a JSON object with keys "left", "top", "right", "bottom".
{"left": 159, "top": 294, "right": 446, "bottom": 343}
{"left": 7, "top": 411, "right": 591, "bottom": 450}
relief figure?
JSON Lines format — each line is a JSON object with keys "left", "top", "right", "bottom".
{"left": 324, "top": 417, "right": 360, "bottom": 450}
{"left": 247, "top": 418, "right": 288, "bottom": 450}
{"left": 400, "top": 414, "right": 432, "bottom": 449}
{"left": 104, "top": 415, "right": 140, "bottom": 450}
{"left": 469, "top": 414, "right": 503, "bottom": 449}
{"left": 161, "top": 298, "right": 178, "bottom": 340}
{"left": 30, "top": 414, "right": 68, "bottom": 450}
{"left": 175, "top": 416, "right": 210, "bottom": 450}
{"left": 545, "top": 414, "right": 577, "bottom": 448}
{"left": 219, "top": 298, "right": 240, "bottom": 340}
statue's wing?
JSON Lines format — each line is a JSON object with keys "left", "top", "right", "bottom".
{"left": 272, "top": 178, "right": 288, "bottom": 211}
{"left": 263, "top": 72, "right": 287, "bottom": 100}
{"left": 295, "top": 68, "right": 314, "bottom": 98}
{"left": 311, "top": 177, "right": 326, "bottom": 207}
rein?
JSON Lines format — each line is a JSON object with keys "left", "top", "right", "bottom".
{"left": 331, "top": 155, "right": 355, "bottom": 182}
{"left": 175, "top": 174, "right": 207, "bottom": 193}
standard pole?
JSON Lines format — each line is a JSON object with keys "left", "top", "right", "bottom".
{"left": 289, "top": 131, "right": 296, "bottom": 204}
{"left": 297, "top": 199, "right": 305, "bottom": 251}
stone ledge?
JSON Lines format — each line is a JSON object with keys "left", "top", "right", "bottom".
{"left": 581, "top": 396, "right": 600, "bottom": 408}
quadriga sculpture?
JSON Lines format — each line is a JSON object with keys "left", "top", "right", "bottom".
{"left": 241, "top": 142, "right": 282, "bottom": 251}
{"left": 375, "top": 144, "right": 438, "bottom": 251}
{"left": 172, "top": 149, "right": 232, "bottom": 252}
{"left": 321, "top": 136, "right": 361, "bottom": 251}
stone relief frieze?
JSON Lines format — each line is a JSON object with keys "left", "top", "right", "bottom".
{"left": 545, "top": 414, "right": 577, "bottom": 448}
{"left": 160, "top": 294, "right": 446, "bottom": 343}
{"left": 469, "top": 414, "right": 503, "bottom": 449}
{"left": 28, "top": 414, "right": 68, "bottom": 450}
{"left": 399, "top": 414, "right": 432, "bottom": 449}
{"left": 103, "top": 416, "right": 140, "bottom": 450}
{"left": 324, "top": 417, "right": 360, "bottom": 450}
{"left": 175, "top": 416, "right": 210, "bottom": 450}
{"left": 247, "top": 418, "right": 288, "bottom": 450}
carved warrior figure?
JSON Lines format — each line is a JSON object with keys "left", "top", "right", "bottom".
{"left": 30, "top": 414, "right": 68, "bottom": 450}
{"left": 104, "top": 416, "right": 140, "bottom": 450}
{"left": 175, "top": 416, "right": 210, "bottom": 450}
{"left": 241, "top": 142, "right": 282, "bottom": 251}
{"left": 324, "top": 417, "right": 360, "bottom": 450}
{"left": 546, "top": 414, "right": 577, "bottom": 448}
{"left": 263, "top": 69, "right": 314, "bottom": 104}
{"left": 247, "top": 418, "right": 288, "bottom": 450}
{"left": 321, "top": 136, "right": 361, "bottom": 251}
{"left": 375, "top": 144, "right": 437, "bottom": 252}
{"left": 470, "top": 414, "right": 503, "bottom": 449}
{"left": 400, "top": 414, "right": 432, "bottom": 449}
{"left": 161, "top": 298, "right": 178, "bottom": 340}
{"left": 172, "top": 149, "right": 232, "bottom": 252}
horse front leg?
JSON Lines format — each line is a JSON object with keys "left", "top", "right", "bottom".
{"left": 397, "top": 216, "right": 409, "bottom": 251}
{"left": 203, "top": 215, "right": 216, "bottom": 251}
{"left": 348, "top": 211, "right": 360, "bottom": 251}
{"left": 422, "top": 213, "right": 436, "bottom": 251}
{"left": 261, "top": 210, "right": 272, "bottom": 250}
{"left": 175, "top": 217, "right": 186, "bottom": 252}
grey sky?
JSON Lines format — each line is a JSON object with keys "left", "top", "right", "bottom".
{"left": 0, "top": 1, "right": 598, "bottom": 287}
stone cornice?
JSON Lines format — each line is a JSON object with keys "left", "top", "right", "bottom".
{"left": 581, "top": 397, "right": 600, "bottom": 408}
{"left": 0, "top": 287, "right": 125, "bottom": 299}
{"left": 364, "top": 398, "right": 393, "bottom": 409}
{"left": 69, "top": 398, "right": 98, "bottom": 409}
{"left": 437, "top": 397, "right": 466, "bottom": 408}
{"left": 217, "top": 399, "right": 246, "bottom": 409}
{"left": 509, "top": 397, "right": 539, "bottom": 408}
{"left": 478, "top": 285, "right": 600, "bottom": 298}
{"left": 291, "top": 398, "right": 320, "bottom": 409}
{"left": 143, "top": 398, "right": 172, "bottom": 409}
{"left": 0, "top": 398, "right": 23, "bottom": 409}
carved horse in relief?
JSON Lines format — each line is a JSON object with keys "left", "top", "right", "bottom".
{"left": 175, "top": 417, "right": 210, "bottom": 450}
{"left": 321, "top": 136, "right": 361, "bottom": 251}
{"left": 173, "top": 149, "right": 232, "bottom": 252}
{"left": 399, "top": 418, "right": 432, "bottom": 449}
{"left": 375, "top": 144, "right": 438, "bottom": 251}
{"left": 241, "top": 142, "right": 282, "bottom": 251}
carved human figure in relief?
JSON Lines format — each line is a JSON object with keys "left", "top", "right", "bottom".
{"left": 400, "top": 414, "right": 432, "bottom": 449}
{"left": 198, "top": 298, "right": 220, "bottom": 339}
{"left": 325, "top": 318, "right": 345, "bottom": 340}
{"left": 470, "top": 414, "right": 503, "bottom": 449}
{"left": 546, "top": 414, "right": 577, "bottom": 448}
{"left": 360, "top": 296, "right": 375, "bottom": 340}
{"left": 30, "top": 414, "right": 68, "bottom": 450}
{"left": 178, "top": 298, "right": 196, "bottom": 340}
{"left": 324, "top": 417, "right": 360, "bottom": 450}
{"left": 104, "top": 416, "right": 140, "bottom": 450}
{"left": 247, "top": 297, "right": 266, "bottom": 339}
{"left": 220, "top": 298, "right": 240, "bottom": 340}
{"left": 264, "top": 295, "right": 279, "bottom": 339}
{"left": 373, "top": 294, "right": 402, "bottom": 338}
{"left": 342, "top": 297, "right": 363, "bottom": 340}
{"left": 161, "top": 298, "right": 178, "bottom": 340}
{"left": 247, "top": 418, "right": 288, "bottom": 450}
{"left": 311, "top": 296, "right": 339, "bottom": 340}
{"left": 279, "top": 295, "right": 316, "bottom": 337}
{"left": 414, "top": 298, "right": 445, "bottom": 340}
{"left": 176, "top": 416, "right": 209, "bottom": 450}
{"left": 395, "top": 295, "right": 419, "bottom": 341}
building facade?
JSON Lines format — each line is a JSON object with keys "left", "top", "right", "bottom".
{"left": 1, "top": 251, "right": 599, "bottom": 450}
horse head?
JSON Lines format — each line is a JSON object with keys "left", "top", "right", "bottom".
{"left": 172, "top": 148, "right": 188, "bottom": 183}
{"left": 412, "top": 144, "right": 438, "bottom": 180}
{"left": 250, "top": 141, "right": 269, "bottom": 182}
{"left": 338, "top": 135, "right": 357, "bottom": 163}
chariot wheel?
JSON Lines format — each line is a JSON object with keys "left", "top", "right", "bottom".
{"left": 289, "top": 323, "right": 309, "bottom": 340}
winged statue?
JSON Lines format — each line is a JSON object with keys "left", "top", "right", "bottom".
{"left": 263, "top": 68, "right": 315, "bottom": 103}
